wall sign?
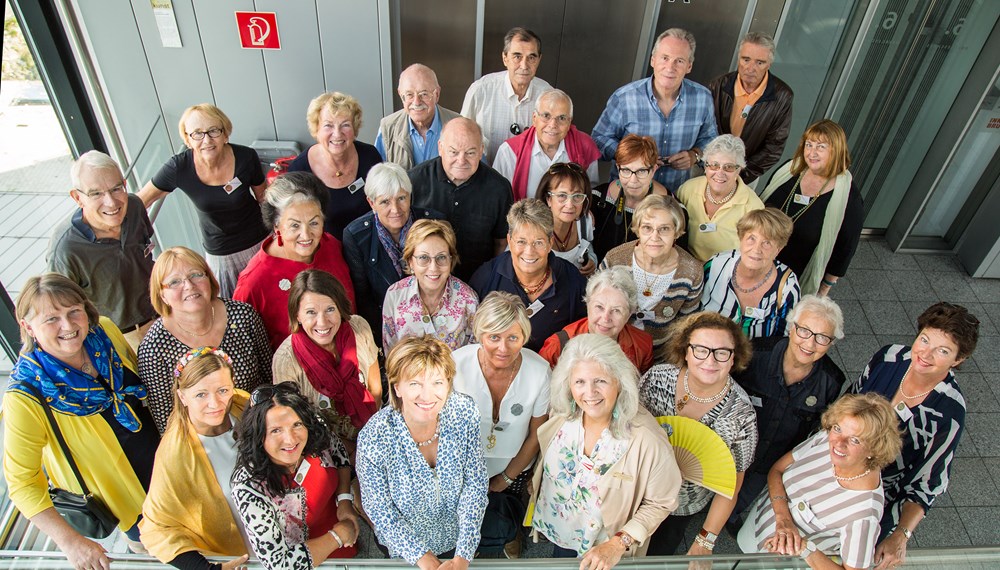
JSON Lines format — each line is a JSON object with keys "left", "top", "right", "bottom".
{"left": 235, "top": 12, "right": 280, "bottom": 50}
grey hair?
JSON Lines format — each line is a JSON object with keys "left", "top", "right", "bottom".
{"left": 503, "top": 27, "right": 542, "bottom": 55}
{"left": 786, "top": 294, "right": 846, "bottom": 340}
{"left": 703, "top": 134, "right": 747, "bottom": 168}
{"left": 473, "top": 291, "right": 533, "bottom": 342}
{"left": 631, "top": 194, "right": 687, "bottom": 238}
{"left": 549, "top": 334, "right": 640, "bottom": 440}
{"left": 261, "top": 172, "right": 328, "bottom": 229}
{"left": 364, "top": 162, "right": 412, "bottom": 202}
{"left": 585, "top": 266, "right": 639, "bottom": 315}
{"left": 507, "top": 198, "right": 554, "bottom": 237}
{"left": 70, "top": 151, "right": 122, "bottom": 189}
{"left": 398, "top": 63, "right": 440, "bottom": 89}
{"left": 536, "top": 89, "right": 574, "bottom": 118}
{"left": 653, "top": 28, "right": 696, "bottom": 62}
{"left": 741, "top": 32, "right": 776, "bottom": 63}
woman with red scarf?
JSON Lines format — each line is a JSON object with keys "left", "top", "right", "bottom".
{"left": 272, "top": 269, "right": 380, "bottom": 456}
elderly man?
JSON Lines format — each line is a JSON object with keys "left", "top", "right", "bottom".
{"left": 408, "top": 118, "right": 514, "bottom": 281}
{"left": 707, "top": 32, "right": 793, "bottom": 186}
{"left": 461, "top": 27, "right": 553, "bottom": 163}
{"left": 492, "top": 89, "right": 600, "bottom": 200}
{"left": 375, "top": 63, "right": 462, "bottom": 169}
{"left": 592, "top": 28, "right": 717, "bottom": 193}
{"left": 47, "top": 151, "right": 156, "bottom": 349}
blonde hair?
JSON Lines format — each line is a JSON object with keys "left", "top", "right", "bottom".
{"left": 402, "top": 219, "right": 459, "bottom": 272}
{"left": 149, "top": 247, "right": 219, "bottom": 316}
{"left": 473, "top": 291, "right": 532, "bottom": 343}
{"left": 307, "top": 92, "right": 363, "bottom": 138}
{"left": 790, "top": 119, "right": 851, "bottom": 178}
{"left": 821, "top": 393, "right": 903, "bottom": 470}
{"left": 385, "top": 335, "right": 456, "bottom": 411}
{"left": 178, "top": 104, "right": 233, "bottom": 142}
{"left": 736, "top": 207, "right": 794, "bottom": 250}
{"left": 166, "top": 349, "right": 235, "bottom": 436}
{"left": 630, "top": 194, "right": 686, "bottom": 237}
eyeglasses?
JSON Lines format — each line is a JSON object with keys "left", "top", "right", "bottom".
{"left": 250, "top": 382, "right": 301, "bottom": 406}
{"left": 688, "top": 343, "right": 734, "bottom": 363}
{"left": 411, "top": 254, "right": 452, "bottom": 268}
{"left": 638, "top": 224, "right": 675, "bottom": 238}
{"left": 79, "top": 184, "right": 126, "bottom": 201}
{"left": 792, "top": 323, "right": 835, "bottom": 346}
{"left": 163, "top": 272, "right": 209, "bottom": 290}
{"left": 704, "top": 162, "right": 741, "bottom": 173}
{"left": 401, "top": 90, "right": 435, "bottom": 102}
{"left": 549, "top": 192, "right": 587, "bottom": 205}
{"left": 803, "top": 141, "right": 829, "bottom": 152}
{"left": 510, "top": 123, "right": 522, "bottom": 135}
{"left": 187, "top": 127, "right": 225, "bottom": 141}
{"left": 512, "top": 238, "right": 550, "bottom": 251}
{"left": 536, "top": 111, "right": 571, "bottom": 126}
{"left": 618, "top": 165, "right": 654, "bottom": 178}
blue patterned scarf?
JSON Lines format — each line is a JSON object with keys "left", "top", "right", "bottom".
{"left": 9, "top": 325, "right": 148, "bottom": 432}
{"left": 374, "top": 213, "right": 414, "bottom": 277}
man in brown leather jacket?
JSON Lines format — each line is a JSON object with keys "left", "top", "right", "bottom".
{"left": 707, "top": 32, "right": 793, "bottom": 186}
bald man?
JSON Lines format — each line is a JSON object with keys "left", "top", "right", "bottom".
{"left": 376, "top": 64, "right": 462, "bottom": 170}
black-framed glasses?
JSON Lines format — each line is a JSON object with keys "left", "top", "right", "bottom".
{"left": 510, "top": 123, "right": 522, "bottom": 135}
{"left": 688, "top": 343, "right": 734, "bottom": 363}
{"left": 792, "top": 323, "right": 835, "bottom": 346}
{"left": 187, "top": 127, "right": 225, "bottom": 141}
{"left": 618, "top": 165, "right": 654, "bottom": 178}
{"left": 250, "top": 382, "right": 301, "bottom": 405}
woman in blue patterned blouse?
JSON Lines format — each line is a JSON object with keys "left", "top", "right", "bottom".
{"left": 356, "top": 335, "right": 488, "bottom": 569}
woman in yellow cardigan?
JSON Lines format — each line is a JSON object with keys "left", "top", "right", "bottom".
{"left": 140, "top": 347, "right": 254, "bottom": 570}
{"left": 4, "top": 274, "right": 160, "bottom": 569}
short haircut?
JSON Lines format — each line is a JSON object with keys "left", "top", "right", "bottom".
{"left": 662, "top": 311, "right": 753, "bottom": 373}
{"left": 503, "top": 27, "right": 542, "bottom": 55}
{"left": 549, "top": 333, "right": 640, "bottom": 440}
{"left": 790, "top": 119, "right": 851, "bottom": 178}
{"left": 70, "top": 151, "right": 121, "bottom": 189}
{"left": 287, "top": 269, "right": 353, "bottom": 334}
{"left": 916, "top": 302, "right": 980, "bottom": 361}
{"left": 16, "top": 273, "right": 100, "bottom": 352}
{"left": 741, "top": 32, "right": 776, "bottom": 62}
{"left": 365, "top": 162, "right": 413, "bottom": 202}
{"left": 402, "top": 219, "right": 459, "bottom": 272}
{"left": 631, "top": 193, "right": 686, "bottom": 237}
{"left": 167, "top": 348, "right": 235, "bottom": 436}
{"left": 585, "top": 266, "right": 639, "bottom": 315}
{"left": 703, "top": 134, "right": 747, "bottom": 169}
{"left": 507, "top": 198, "right": 554, "bottom": 238}
{"left": 535, "top": 89, "right": 573, "bottom": 118}
{"left": 534, "top": 162, "right": 591, "bottom": 217}
{"left": 178, "top": 103, "right": 233, "bottom": 141}
{"left": 786, "top": 294, "right": 846, "bottom": 340}
{"left": 615, "top": 134, "right": 659, "bottom": 167}
{"left": 441, "top": 116, "right": 484, "bottom": 147}
{"left": 385, "top": 335, "right": 456, "bottom": 411}
{"left": 821, "top": 393, "right": 903, "bottom": 470}
{"left": 306, "top": 91, "right": 363, "bottom": 138}
{"left": 473, "top": 291, "right": 532, "bottom": 344}
{"left": 653, "top": 28, "right": 696, "bottom": 62}
{"left": 149, "top": 247, "right": 220, "bottom": 317}
{"left": 261, "top": 171, "right": 329, "bottom": 229}
{"left": 736, "top": 207, "right": 794, "bottom": 250}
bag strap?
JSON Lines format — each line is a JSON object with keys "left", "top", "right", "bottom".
{"left": 556, "top": 330, "right": 570, "bottom": 349}
{"left": 21, "top": 384, "right": 92, "bottom": 496}
{"left": 776, "top": 268, "right": 793, "bottom": 310}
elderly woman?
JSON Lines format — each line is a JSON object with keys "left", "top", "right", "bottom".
{"left": 232, "top": 382, "right": 360, "bottom": 567}
{"left": 140, "top": 348, "right": 251, "bottom": 570}
{"left": 760, "top": 119, "right": 864, "bottom": 296}
{"left": 639, "top": 311, "right": 757, "bottom": 556}
{"left": 599, "top": 194, "right": 702, "bottom": 351}
{"left": 382, "top": 219, "right": 479, "bottom": 353}
{"left": 470, "top": 199, "right": 586, "bottom": 353}
{"left": 850, "top": 302, "right": 980, "bottom": 570}
{"left": 342, "top": 162, "right": 444, "bottom": 343}
{"left": 233, "top": 171, "right": 355, "bottom": 349}
{"left": 272, "top": 269, "right": 380, "bottom": 454}
{"left": 528, "top": 333, "right": 682, "bottom": 564}
{"left": 702, "top": 207, "right": 800, "bottom": 340}
{"left": 738, "top": 393, "right": 902, "bottom": 570}
{"left": 539, "top": 266, "right": 653, "bottom": 374}
{"left": 676, "top": 134, "right": 765, "bottom": 262}
{"left": 534, "top": 162, "right": 597, "bottom": 275}
{"left": 5, "top": 274, "right": 160, "bottom": 567}
{"left": 729, "top": 295, "right": 847, "bottom": 528}
{"left": 137, "top": 104, "right": 269, "bottom": 297}
{"left": 288, "top": 91, "right": 383, "bottom": 240}
{"left": 356, "top": 335, "right": 488, "bottom": 568}
{"left": 591, "top": 134, "right": 671, "bottom": 261}
{"left": 452, "top": 292, "right": 550, "bottom": 557}
{"left": 139, "top": 246, "right": 272, "bottom": 434}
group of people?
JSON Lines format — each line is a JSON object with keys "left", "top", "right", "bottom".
{"left": 2, "top": 21, "right": 976, "bottom": 570}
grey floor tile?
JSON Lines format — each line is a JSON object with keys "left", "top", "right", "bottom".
{"left": 886, "top": 270, "right": 941, "bottom": 304}
{"left": 955, "top": 432, "right": 979, "bottom": 457}
{"left": 944, "top": 458, "right": 1000, "bottom": 506}
{"left": 877, "top": 334, "right": 916, "bottom": 349}
{"left": 976, "top": 303, "right": 1000, "bottom": 335}
{"left": 958, "top": 506, "right": 1000, "bottom": 546}
{"left": 981, "top": 457, "right": 1000, "bottom": 492}
{"left": 959, "top": 372, "right": 1000, "bottom": 414}
{"left": 870, "top": 239, "right": 922, "bottom": 271}
{"left": 933, "top": 491, "right": 954, "bottom": 508}
{"left": 928, "top": 272, "right": 981, "bottom": 304}
{"left": 969, "top": 336, "right": 1000, "bottom": 373}
{"left": 835, "top": 299, "right": 873, "bottom": 336}
{"left": 834, "top": 334, "right": 879, "bottom": 372}
{"left": 918, "top": 507, "right": 971, "bottom": 547}
{"left": 847, "top": 241, "right": 881, "bottom": 270}
{"left": 862, "top": 300, "right": 918, "bottom": 335}
{"left": 968, "top": 278, "right": 1000, "bottom": 305}
{"left": 829, "top": 274, "right": 858, "bottom": 301}
{"left": 964, "top": 413, "right": 1000, "bottom": 457}
{"left": 916, "top": 253, "right": 967, "bottom": 273}
{"left": 846, "top": 269, "right": 898, "bottom": 301}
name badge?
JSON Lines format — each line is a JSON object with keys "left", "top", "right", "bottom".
{"left": 526, "top": 299, "right": 544, "bottom": 317}
{"left": 699, "top": 222, "right": 717, "bottom": 233}
{"left": 611, "top": 472, "right": 635, "bottom": 482}
{"left": 293, "top": 458, "right": 311, "bottom": 485}
{"left": 750, "top": 396, "right": 763, "bottom": 407}
{"left": 494, "top": 421, "right": 511, "bottom": 432}
{"left": 794, "top": 194, "right": 811, "bottom": 205}
{"left": 347, "top": 178, "right": 365, "bottom": 194}
{"left": 317, "top": 394, "right": 332, "bottom": 409}
{"left": 744, "top": 307, "right": 764, "bottom": 319}
{"left": 894, "top": 401, "right": 913, "bottom": 421}
{"left": 223, "top": 176, "right": 242, "bottom": 195}
{"left": 741, "top": 104, "right": 753, "bottom": 119}
{"left": 422, "top": 317, "right": 437, "bottom": 335}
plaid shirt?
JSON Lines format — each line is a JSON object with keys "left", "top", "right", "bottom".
{"left": 592, "top": 77, "right": 717, "bottom": 192}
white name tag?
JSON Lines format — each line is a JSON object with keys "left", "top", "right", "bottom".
{"left": 699, "top": 222, "right": 717, "bottom": 233}
{"left": 347, "top": 178, "right": 365, "bottom": 194}
{"left": 293, "top": 458, "right": 311, "bottom": 485}
{"left": 422, "top": 316, "right": 437, "bottom": 335}
{"left": 744, "top": 307, "right": 765, "bottom": 319}
{"left": 526, "top": 299, "right": 544, "bottom": 317}
{"left": 317, "top": 394, "right": 332, "bottom": 409}
{"left": 894, "top": 401, "right": 913, "bottom": 421}
{"left": 750, "top": 396, "right": 763, "bottom": 407}
{"left": 794, "top": 194, "right": 811, "bottom": 205}
{"left": 223, "top": 177, "right": 242, "bottom": 195}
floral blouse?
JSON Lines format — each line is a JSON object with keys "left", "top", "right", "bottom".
{"left": 532, "top": 418, "right": 628, "bottom": 554}
{"left": 381, "top": 275, "right": 479, "bottom": 353}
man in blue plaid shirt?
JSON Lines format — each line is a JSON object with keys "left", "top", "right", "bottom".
{"left": 592, "top": 28, "right": 718, "bottom": 194}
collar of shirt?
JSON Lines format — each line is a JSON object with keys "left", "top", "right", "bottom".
{"left": 644, "top": 77, "right": 692, "bottom": 112}
{"left": 402, "top": 274, "right": 455, "bottom": 306}
{"left": 735, "top": 71, "right": 769, "bottom": 101}
{"left": 504, "top": 73, "right": 537, "bottom": 104}
{"left": 71, "top": 208, "right": 99, "bottom": 242}
{"left": 496, "top": 251, "right": 562, "bottom": 297}
{"left": 408, "top": 106, "right": 443, "bottom": 138}
{"left": 531, "top": 136, "right": 569, "bottom": 162}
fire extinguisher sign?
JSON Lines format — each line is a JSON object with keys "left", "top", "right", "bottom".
{"left": 235, "top": 12, "right": 280, "bottom": 50}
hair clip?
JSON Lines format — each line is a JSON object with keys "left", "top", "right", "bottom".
{"left": 174, "top": 346, "right": 233, "bottom": 377}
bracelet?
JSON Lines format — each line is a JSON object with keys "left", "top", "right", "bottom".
{"left": 896, "top": 526, "right": 913, "bottom": 540}
{"left": 821, "top": 278, "right": 837, "bottom": 288}
{"left": 336, "top": 492, "right": 355, "bottom": 504}
{"left": 800, "top": 540, "right": 816, "bottom": 560}
{"left": 771, "top": 495, "right": 791, "bottom": 503}
{"left": 328, "top": 529, "right": 344, "bottom": 549}
{"left": 500, "top": 471, "right": 515, "bottom": 486}
{"left": 694, "top": 534, "right": 715, "bottom": 551}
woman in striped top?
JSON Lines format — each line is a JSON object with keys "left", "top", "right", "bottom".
{"left": 737, "top": 393, "right": 902, "bottom": 570}
{"left": 701, "top": 207, "right": 800, "bottom": 339}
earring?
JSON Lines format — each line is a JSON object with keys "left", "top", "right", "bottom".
{"left": 570, "top": 401, "right": 577, "bottom": 413}
{"left": 276, "top": 231, "right": 284, "bottom": 246}
{"left": 612, "top": 406, "right": 620, "bottom": 420}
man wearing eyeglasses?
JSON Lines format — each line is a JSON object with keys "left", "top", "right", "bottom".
{"left": 47, "top": 151, "right": 157, "bottom": 350}
{"left": 376, "top": 64, "right": 462, "bottom": 170}
{"left": 492, "top": 89, "right": 600, "bottom": 201}
{"left": 706, "top": 32, "right": 793, "bottom": 187}
{"left": 461, "top": 27, "right": 552, "bottom": 164}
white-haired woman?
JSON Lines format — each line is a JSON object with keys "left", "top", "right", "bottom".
{"left": 676, "top": 134, "right": 765, "bottom": 262}
{"left": 527, "top": 334, "right": 682, "bottom": 566}
{"left": 539, "top": 266, "right": 654, "bottom": 373}
{"left": 342, "top": 162, "right": 444, "bottom": 344}
{"left": 452, "top": 292, "right": 550, "bottom": 557}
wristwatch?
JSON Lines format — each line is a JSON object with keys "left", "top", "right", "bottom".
{"left": 614, "top": 531, "right": 634, "bottom": 551}
{"left": 898, "top": 526, "right": 913, "bottom": 540}
{"left": 698, "top": 528, "right": 718, "bottom": 543}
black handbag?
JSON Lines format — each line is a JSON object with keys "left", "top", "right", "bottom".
{"left": 24, "top": 385, "right": 119, "bottom": 539}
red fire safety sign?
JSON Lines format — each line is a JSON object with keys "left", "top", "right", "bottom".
{"left": 236, "top": 12, "right": 280, "bottom": 50}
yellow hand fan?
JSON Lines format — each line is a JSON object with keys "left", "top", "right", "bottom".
{"left": 657, "top": 415, "right": 737, "bottom": 500}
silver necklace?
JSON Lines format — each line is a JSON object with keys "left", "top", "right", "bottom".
{"left": 176, "top": 305, "right": 216, "bottom": 337}
{"left": 730, "top": 257, "right": 774, "bottom": 294}
{"left": 833, "top": 467, "right": 871, "bottom": 482}
{"left": 413, "top": 418, "right": 441, "bottom": 447}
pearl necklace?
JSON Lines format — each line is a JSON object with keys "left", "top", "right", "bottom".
{"left": 705, "top": 180, "right": 738, "bottom": 205}
{"left": 413, "top": 418, "right": 441, "bottom": 447}
{"left": 898, "top": 366, "right": 936, "bottom": 400}
{"left": 677, "top": 370, "right": 731, "bottom": 412}
{"left": 833, "top": 467, "right": 871, "bottom": 482}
